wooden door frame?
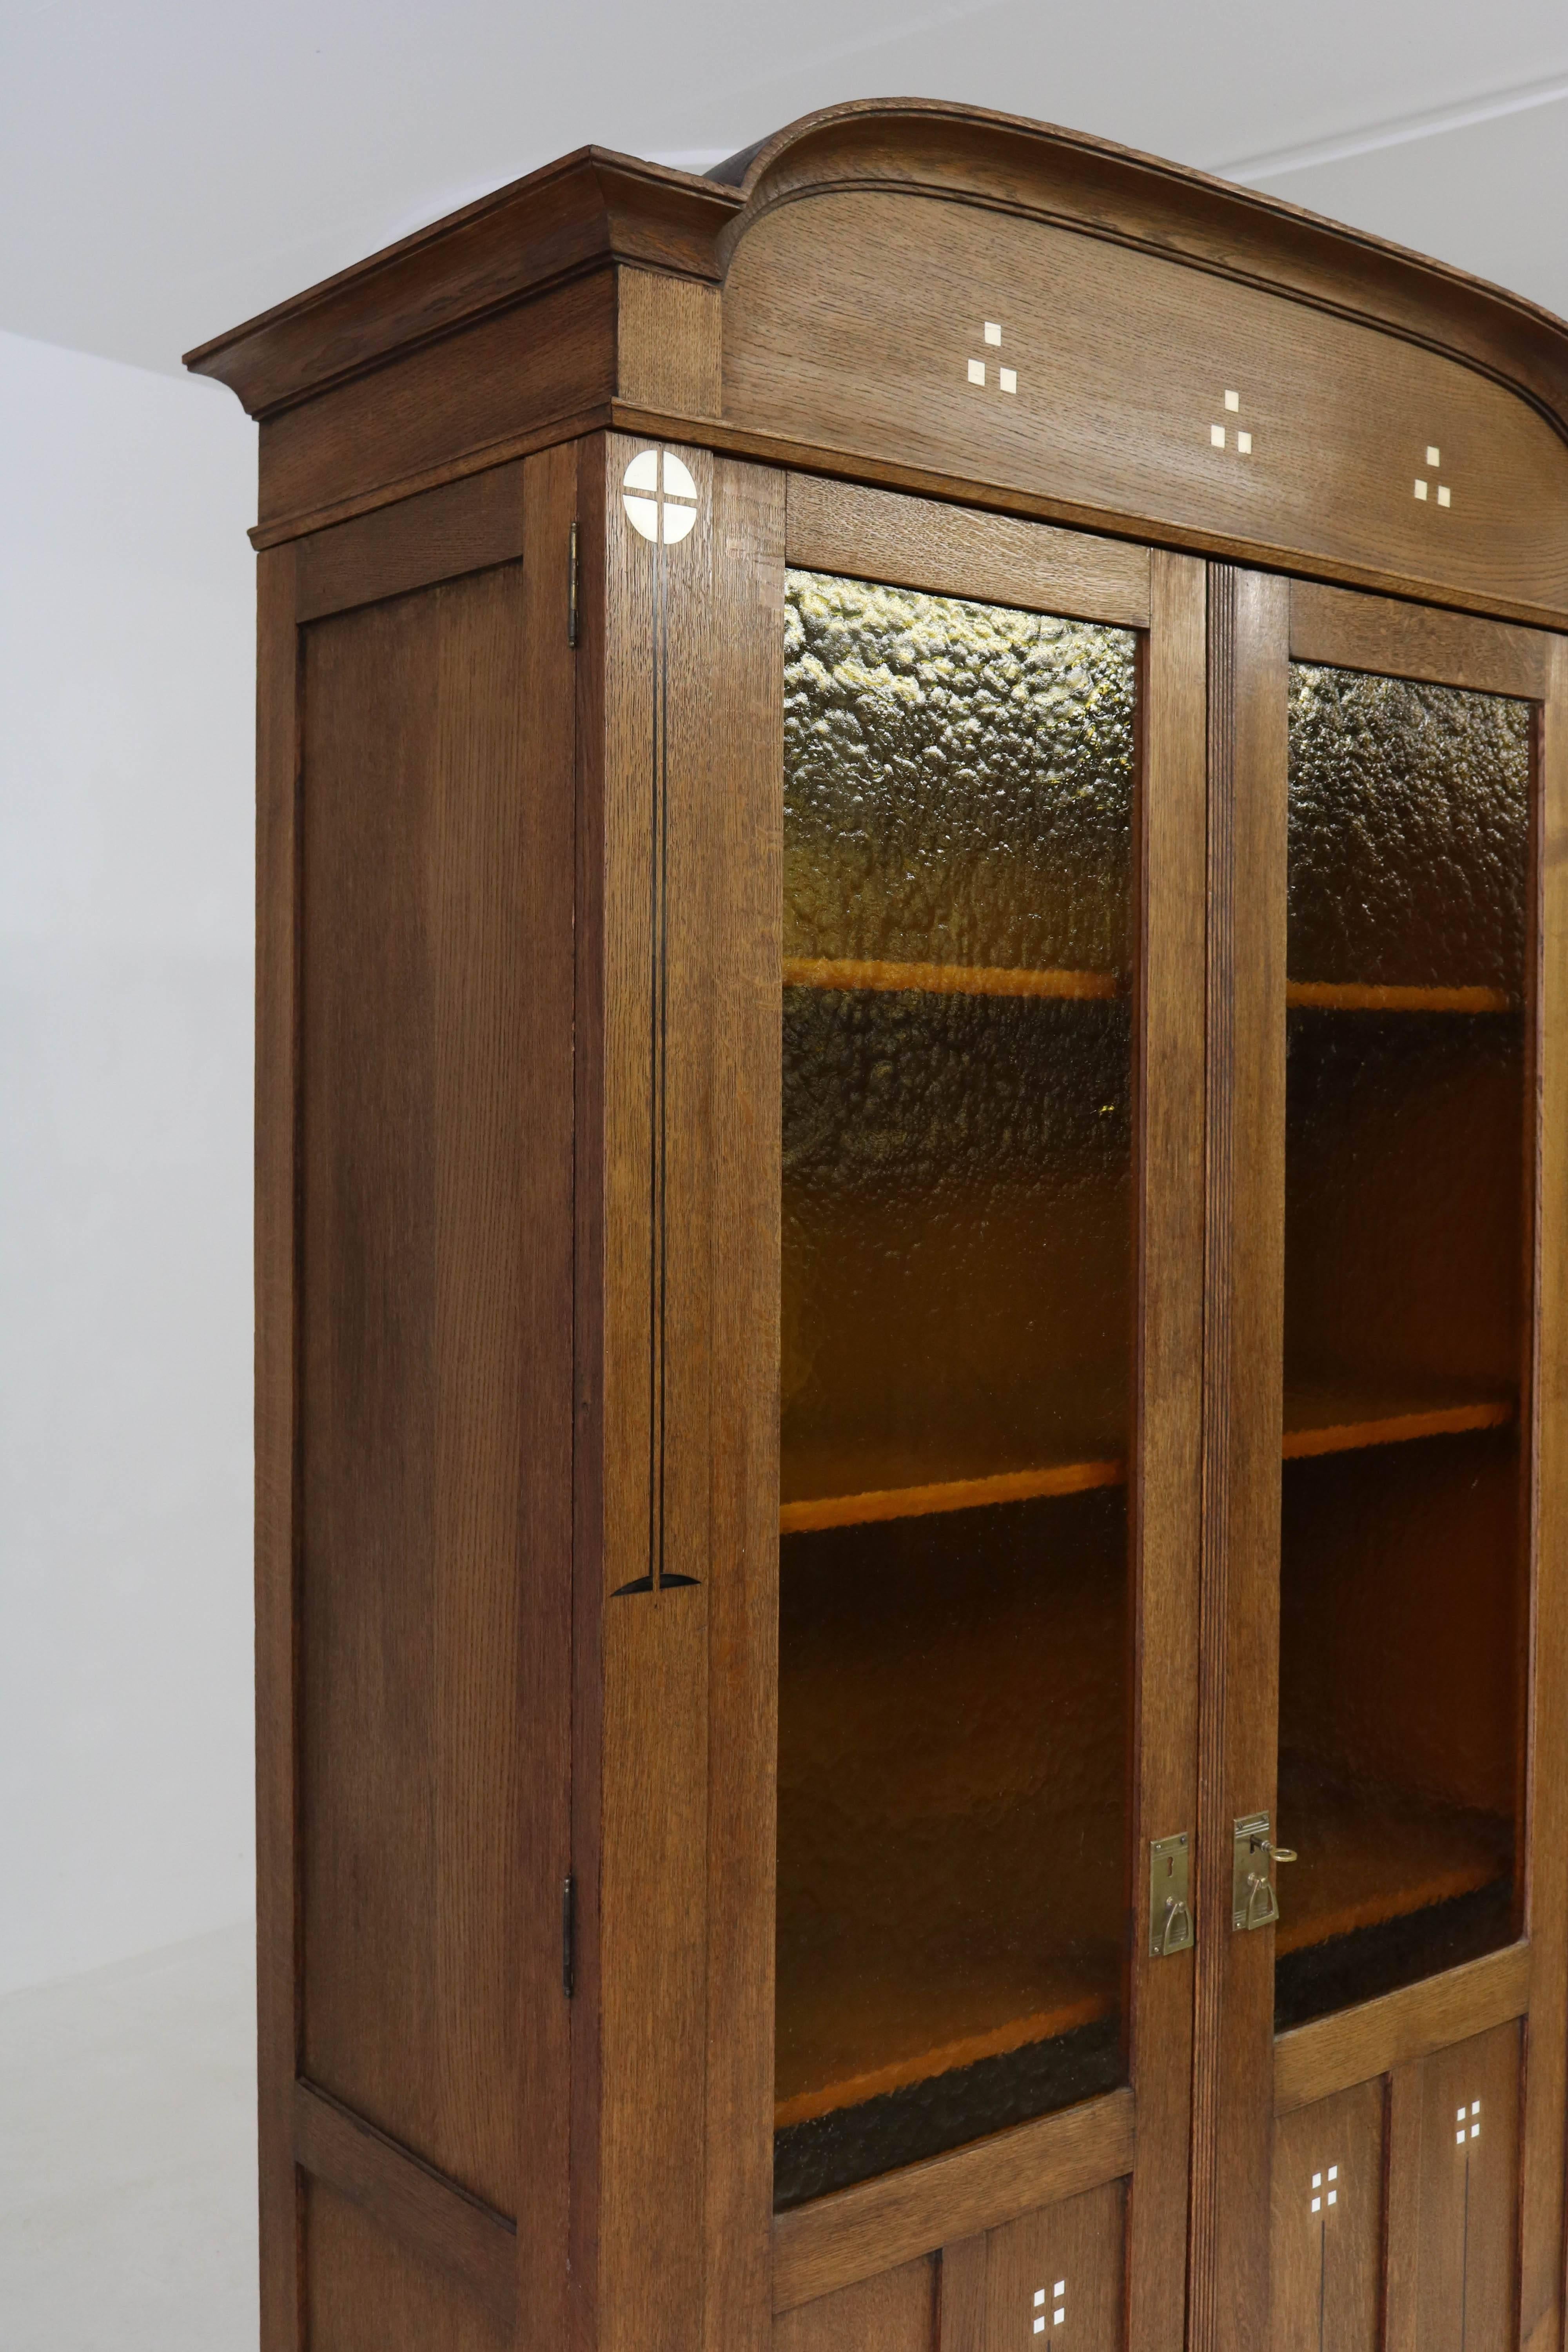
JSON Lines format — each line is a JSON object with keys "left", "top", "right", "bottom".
{"left": 1191, "top": 570, "right": 1568, "bottom": 2352}
{"left": 768, "top": 477, "right": 1208, "bottom": 2339}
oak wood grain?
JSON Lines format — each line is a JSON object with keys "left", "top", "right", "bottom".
{"left": 1269, "top": 2078, "right": 1383, "bottom": 2352}
{"left": 261, "top": 272, "right": 616, "bottom": 530}
{"left": 186, "top": 147, "right": 738, "bottom": 414}
{"left": 615, "top": 267, "right": 722, "bottom": 419}
{"left": 296, "top": 563, "right": 532, "bottom": 2214}
{"left": 512, "top": 440, "right": 580, "bottom": 2352}
{"left": 935, "top": 2234, "right": 988, "bottom": 2352}
{"left": 254, "top": 539, "right": 302, "bottom": 2352}
{"left": 1383, "top": 2060, "right": 1423, "bottom": 2352}
{"left": 293, "top": 2080, "right": 516, "bottom": 2331}
{"left": 589, "top": 433, "right": 714, "bottom": 2352}
{"left": 1412, "top": 2022, "right": 1521, "bottom": 2352}
{"left": 294, "top": 463, "right": 526, "bottom": 621}
{"left": 726, "top": 192, "right": 1568, "bottom": 624}
{"left": 1290, "top": 581, "right": 1552, "bottom": 700}
{"left": 1125, "top": 548, "right": 1208, "bottom": 2349}
{"left": 568, "top": 432, "right": 610, "bottom": 2352}
{"left": 1272, "top": 1940, "right": 1532, "bottom": 2115}
{"left": 720, "top": 101, "right": 1568, "bottom": 447}
{"left": 784, "top": 475, "right": 1149, "bottom": 626}
{"left": 303, "top": 2174, "right": 512, "bottom": 2352}
{"left": 771, "top": 2087, "right": 1134, "bottom": 2312}
{"left": 1188, "top": 567, "right": 1289, "bottom": 2352}
{"left": 773, "top": 2256, "right": 937, "bottom": 2352}
{"left": 700, "top": 456, "right": 787, "bottom": 2352}
{"left": 981, "top": 2180, "right": 1125, "bottom": 2352}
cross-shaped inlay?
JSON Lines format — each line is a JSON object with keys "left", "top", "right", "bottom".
{"left": 1414, "top": 444, "right": 1454, "bottom": 508}
{"left": 1457, "top": 2098, "right": 1481, "bottom": 2145}
{"left": 1310, "top": 2163, "right": 1339, "bottom": 2215}
{"left": 622, "top": 448, "right": 699, "bottom": 544}
{"left": 1209, "top": 387, "right": 1253, "bottom": 456}
{"left": 1030, "top": 2277, "right": 1067, "bottom": 2336}
{"left": 967, "top": 320, "right": 1018, "bottom": 396}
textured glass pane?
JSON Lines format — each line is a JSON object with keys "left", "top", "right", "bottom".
{"left": 1278, "top": 665, "right": 1531, "bottom": 2033}
{"left": 1288, "top": 668, "right": 1529, "bottom": 990}
{"left": 784, "top": 573, "right": 1135, "bottom": 973}
{"left": 775, "top": 573, "right": 1137, "bottom": 2207}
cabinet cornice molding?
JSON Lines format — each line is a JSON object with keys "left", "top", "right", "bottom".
{"left": 183, "top": 146, "right": 740, "bottom": 418}
{"left": 711, "top": 97, "right": 1568, "bottom": 448}
{"left": 188, "top": 98, "right": 1568, "bottom": 448}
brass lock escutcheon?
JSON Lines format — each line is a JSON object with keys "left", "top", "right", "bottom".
{"left": 1149, "top": 1831, "right": 1193, "bottom": 1957}
{"left": 1232, "top": 1811, "right": 1297, "bottom": 1932}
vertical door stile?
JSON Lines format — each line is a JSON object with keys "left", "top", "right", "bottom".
{"left": 1189, "top": 566, "right": 1290, "bottom": 2352}
{"left": 1126, "top": 549, "right": 1208, "bottom": 2347}
{"left": 1521, "top": 634, "right": 1568, "bottom": 2350}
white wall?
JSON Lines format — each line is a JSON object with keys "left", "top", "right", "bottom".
{"left": 0, "top": 329, "right": 257, "bottom": 1993}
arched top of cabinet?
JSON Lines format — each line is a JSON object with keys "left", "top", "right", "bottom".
{"left": 186, "top": 98, "right": 1568, "bottom": 620}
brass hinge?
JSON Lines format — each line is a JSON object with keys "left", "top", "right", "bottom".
{"left": 561, "top": 1873, "right": 576, "bottom": 1997}
{"left": 567, "top": 520, "right": 580, "bottom": 648}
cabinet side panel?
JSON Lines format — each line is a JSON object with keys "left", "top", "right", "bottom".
{"left": 514, "top": 443, "right": 580, "bottom": 2347}
{"left": 304, "top": 2178, "right": 512, "bottom": 2352}
{"left": 256, "top": 539, "right": 303, "bottom": 2352}
{"left": 296, "top": 560, "right": 545, "bottom": 2214}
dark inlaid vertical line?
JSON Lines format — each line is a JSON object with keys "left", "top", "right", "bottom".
{"left": 1461, "top": 2149, "right": 1471, "bottom": 2352}
{"left": 648, "top": 523, "right": 667, "bottom": 1595}
{"left": 1189, "top": 561, "right": 1237, "bottom": 2352}
{"left": 1318, "top": 2213, "right": 1326, "bottom": 2352}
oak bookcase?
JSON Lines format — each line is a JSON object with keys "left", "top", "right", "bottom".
{"left": 188, "top": 97, "right": 1568, "bottom": 2352}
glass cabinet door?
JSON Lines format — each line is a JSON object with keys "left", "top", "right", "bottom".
{"left": 1275, "top": 659, "right": 1532, "bottom": 2029}
{"left": 773, "top": 568, "right": 1140, "bottom": 2207}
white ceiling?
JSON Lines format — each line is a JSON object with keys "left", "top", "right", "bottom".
{"left": 4, "top": 0, "right": 1566, "bottom": 381}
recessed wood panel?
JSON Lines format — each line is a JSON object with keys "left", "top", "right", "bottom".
{"left": 1408, "top": 2022, "right": 1521, "bottom": 2352}
{"left": 297, "top": 560, "right": 551, "bottom": 2213}
{"left": 982, "top": 2179, "right": 1124, "bottom": 2352}
{"left": 1270, "top": 2078, "right": 1384, "bottom": 2352}
{"left": 724, "top": 192, "right": 1568, "bottom": 622}
{"left": 304, "top": 2178, "right": 512, "bottom": 2352}
{"left": 773, "top": 2256, "right": 937, "bottom": 2352}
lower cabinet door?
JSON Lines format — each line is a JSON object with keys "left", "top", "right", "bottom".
{"left": 1269, "top": 2022, "right": 1523, "bottom": 2352}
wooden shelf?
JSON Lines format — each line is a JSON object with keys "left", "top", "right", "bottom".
{"left": 775, "top": 1796, "right": 1122, "bottom": 2130}
{"left": 782, "top": 963, "right": 1511, "bottom": 1012}
{"left": 781, "top": 1389, "right": 1514, "bottom": 1532}
{"left": 774, "top": 1773, "right": 1510, "bottom": 2132}
{"left": 779, "top": 1455, "right": 1123, "bottom": 1534}
{"left": 1287, "top": 980, "right": 1513, "bottom": 1013}
{"left": 1281, "top": 1387, "right": 1512, "bottom": 1461}
{"left": 783, "top": 955, "right": 1119, "bottom": 1001}
{"left": 1276, "top": 1760, "right": 1511, "bottom": 1958}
